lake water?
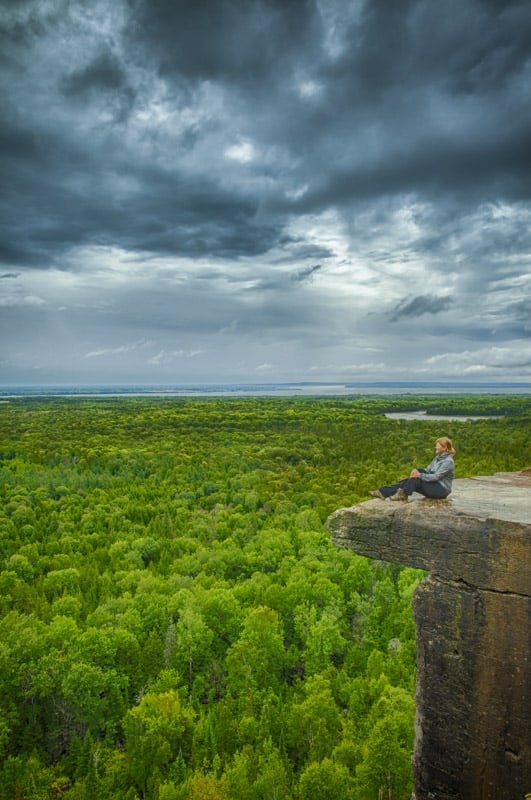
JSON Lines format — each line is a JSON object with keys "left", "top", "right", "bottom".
{"left": 1, "top": 381, "right": 531, "bottom": 398}
{"left": 383, "top": 411, "right": 498, "bottom": 421}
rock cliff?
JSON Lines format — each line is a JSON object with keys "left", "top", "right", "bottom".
{"left": 327, "top": 471, "right": 531, "bottom": 800}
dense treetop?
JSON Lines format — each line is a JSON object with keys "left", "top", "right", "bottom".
{"left": 1, "top": 394, "right": 529, "bottom": 800}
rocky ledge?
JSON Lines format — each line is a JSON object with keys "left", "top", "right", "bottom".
{"left": 327, "top": 471, "right": 531, "bottom": 800}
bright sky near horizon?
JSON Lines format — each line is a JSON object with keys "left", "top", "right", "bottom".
{"left": 1, "top": 0, "right": 531, "bottom": 385}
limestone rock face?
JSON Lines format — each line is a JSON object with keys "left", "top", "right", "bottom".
{"left": 327, "top": 472, "right": 531, "bottom": 800}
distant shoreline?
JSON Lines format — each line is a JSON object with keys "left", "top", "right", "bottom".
{"left": 1, "top": 381, "right": 531, "bottom": 398}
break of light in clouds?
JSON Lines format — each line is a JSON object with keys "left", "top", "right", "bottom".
{"left": 1, "top": 0, "right": 531, "bottom": 385}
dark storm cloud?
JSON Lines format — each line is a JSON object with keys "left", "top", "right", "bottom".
{"left": 2, "top": 0, "right": 531, "bottom": 271}
{"left": 504, "top": 299, "right": 531, "bottom": 332}
{"left": 0, "top": 0, "right": 66, "bottom": 65}
{"left": 126, "top": 0, "right": 318, "bottom": 83}
{"left": 291, "top": 264, "right": 322, "bottom": 284}
{"left": 252, "top": 262, "right": 323, "bottom": 292}
{"left": 277, "top": 0, "right": 531, "bottom": 210}
{"left": 342, "top": 0, "right": 531, "bottom": 97}
{"left": 0, "top": 120, "right": 279, "bottom": 267}
{"left": 389, "top": 295, "right": 453, "bottom": 322}
{"left": 61, "top": 50, "right": 130, "bottom": 97}
{"left": 1, "top": 0, "right": 531, "bottom": 383}
{"left": 288, "top": 121, "right": 531, "bottom": 214}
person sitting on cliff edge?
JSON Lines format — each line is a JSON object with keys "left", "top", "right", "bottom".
{"left": 369, "top": 437, "right": 456, "bottom": 502}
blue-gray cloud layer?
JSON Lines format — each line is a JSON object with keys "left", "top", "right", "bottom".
{"left": 1, "top": 0, "right": 530, "bottom": 383}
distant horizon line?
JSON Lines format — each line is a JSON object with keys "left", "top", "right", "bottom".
{"left": 2, "top": 380, "right": 531, "bottom": 388}
{"left": 2, "top": 380, "right": 531, "bottom": 397}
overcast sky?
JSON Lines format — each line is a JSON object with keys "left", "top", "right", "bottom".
{"left": 1, "top": 0, "right": 531, "bottom": 386}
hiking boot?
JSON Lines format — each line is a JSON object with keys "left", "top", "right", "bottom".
{"left": 390, "top": 488, "right": 408, "bottom": 501}
{"left": 369, "top": 490, "right": 385, "bottom": 499}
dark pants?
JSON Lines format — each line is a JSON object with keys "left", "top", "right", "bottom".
{"left": 379, "top": 475, "right": 449, "bottom": 499}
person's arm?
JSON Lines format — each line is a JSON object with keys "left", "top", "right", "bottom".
{"left": 419, "top": 456, "right": 454, "bottom": 483}
{"left": 410, "top": 465, "right": 430, "bottom": 478}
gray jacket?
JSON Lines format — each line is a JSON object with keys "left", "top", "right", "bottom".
{"left": 419, "top": 452, "right": 455, "bottom": 494}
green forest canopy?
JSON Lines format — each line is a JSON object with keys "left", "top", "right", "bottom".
{"left": 1, "top": 394, "right": 530, "bottom": 800}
